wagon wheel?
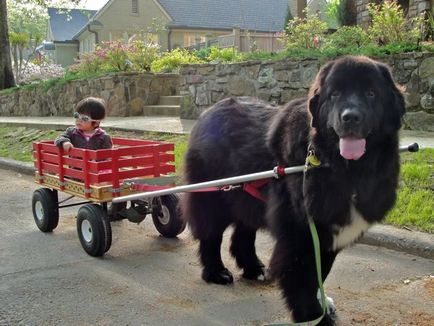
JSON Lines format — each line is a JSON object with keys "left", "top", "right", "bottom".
{"left": 152, "top": 194, "right": 186, "bottom": 238}
{"left": 32, "top": 188, "right": 59, "bottom": 232}
{"left": 76, "top": 204, "right": 112, "bottom": 257}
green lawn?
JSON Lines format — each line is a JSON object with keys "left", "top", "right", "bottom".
{"left": 385, "top": 149, "right": 434, "bottom": 233}
{"left": 1, "top": 124, "right": 432, "bottom": 233}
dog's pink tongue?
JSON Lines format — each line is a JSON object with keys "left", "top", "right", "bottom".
{"left": 339, "top": 137, "right": 366, "bottom": 160}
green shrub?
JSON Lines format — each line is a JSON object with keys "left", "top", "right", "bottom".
{"left": 282, "top": 10, "right": 328, "bottom": 49}
{"left": 151, "top": 49, "right": 204, "bottom": 73}
{"left": 368, "top": 0, "right": 423, "bottom": 45}
{"left": 206, "top": 46, "right": 243, "bottom": 62}
{"left": 127, "top": 40, "right": 161, "bottom": 71}
{"left": 194, "top": 47, "right": 212, "bottom": 61}
{"left": 326, "top": 26, "right": 370, "bottom": 48}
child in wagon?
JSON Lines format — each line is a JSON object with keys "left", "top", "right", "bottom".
{"left": 55, "top": 97, "right": 112, "bottom": 151}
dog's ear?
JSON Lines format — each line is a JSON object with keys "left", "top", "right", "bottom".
{"left": 308, "top": 61, "right": 335, "bottom": 129}
{"left": 377, "top": 62, "right": 406, "bottom": 133}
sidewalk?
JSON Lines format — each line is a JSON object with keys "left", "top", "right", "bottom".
{"left": 0, "top": 115, "right": 433, "bottom": 260}
{"left": 0, "top": 116, "right": 196, "bottom": 134}
{"left": 0, "top": 115, "right": 433, "bottom": 148}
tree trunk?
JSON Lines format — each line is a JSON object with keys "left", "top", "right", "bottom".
{"left": 0, "top": 0, "right": 16, "bottom": 90}
{"left": 296, "top": 0, "right": 307, "bottom": 18}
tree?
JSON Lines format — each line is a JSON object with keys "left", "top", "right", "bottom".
{"left": 0, "top": 0, "right": 15, "bottom": 89}
{"left": 7, "top": 0, "right": 48, "bottom": 82}
{"left": 0, "top": 0, "right": 82, "bottom": 90}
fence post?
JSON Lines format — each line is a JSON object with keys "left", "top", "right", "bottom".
{"left": 233, "top": 27, "right": 241, "bottom": 51}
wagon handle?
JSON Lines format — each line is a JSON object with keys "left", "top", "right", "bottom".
{"left": 112, "top": 143, "right": 419, "bottom": 204}
{"left": 400, "top": 142, "right": 419, "bottom": 153}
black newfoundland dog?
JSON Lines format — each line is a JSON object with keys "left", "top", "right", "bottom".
{"left": 182, "top": 56, "right": 405, "bottom": 324}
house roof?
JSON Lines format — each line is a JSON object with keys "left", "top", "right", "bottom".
{"left": 157, "top": 0, "right": 289, "bottom": 32}
{"left": 47, "top": 8, "right": 96, "bottom": 42}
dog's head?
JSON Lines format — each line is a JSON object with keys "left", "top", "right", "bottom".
{"left": 308, "top": 56, "right": 405, "bottom": 160}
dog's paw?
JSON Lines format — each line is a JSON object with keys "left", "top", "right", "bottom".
{"left": 243, "top": 266, "right": 270, "bottom": 282}
{"left": 202, "top": 268, "right": 234, "bottom": 285}
{"left": 317, "top": 290, "right": 336, "bottom": 316}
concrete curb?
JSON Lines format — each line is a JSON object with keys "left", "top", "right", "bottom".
{"left": 358, "top": 225, "right": 434, "bottom": 260}
{"left": 0, "top": 157, "right": 34, "bottom": 176}
{"left": 1, "top": 157, "right": 432, "bottom": 260}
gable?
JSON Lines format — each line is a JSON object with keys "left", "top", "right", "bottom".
{"left": 73, "top": 0, "right": 171, "bottom": 40}
{"left": 47, "top": 8, "right": 96, "bottom": 42}
{"left": 157, "top": 0, "right": 289, "bottom": 32}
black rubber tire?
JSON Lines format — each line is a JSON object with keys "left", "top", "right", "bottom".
{"left": 152, "top": 194, "right": 186, "bottom": 238}
{"left": 76, "top": 204, "right": 112, "bottom": 257}
{"left": 32, "top": 188, "right": 59, "bottom": 232}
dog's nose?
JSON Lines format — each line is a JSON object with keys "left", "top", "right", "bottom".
{"left": 341, "top": 109, "right": 362, "bottom": 124}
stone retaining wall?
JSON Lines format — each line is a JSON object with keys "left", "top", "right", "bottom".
{"left": 179, "top": 52, "right": 434, "bottom": 131}
{"left": 0, "top": 72, "right": 180, "bottom": 117}
{"left": 0, "top": 53, "right": 433, "bottom": 131}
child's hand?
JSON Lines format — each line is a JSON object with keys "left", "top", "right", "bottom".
{"left": 62, "top": 142, "right": 73, "bottom": 152}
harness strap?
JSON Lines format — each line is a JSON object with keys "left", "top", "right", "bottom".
{"left": 243, "top": 179, "right": 269, "bottom": 201}
{"left": 131, "top": 183, "right": 221, "bottom": 193}
{"left": 130, "top": 179, "right": 269, "bottom": 200}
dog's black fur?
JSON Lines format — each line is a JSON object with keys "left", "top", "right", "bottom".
{"left": 182, "top": 56, "right": 405, "bottom": 324}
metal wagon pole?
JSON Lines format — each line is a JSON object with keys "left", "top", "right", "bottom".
{"left": 112, "top": 143, "right": 419, "bottom": 204}
{"left": 113, "top": 165, "right": 305, "bottom": 203}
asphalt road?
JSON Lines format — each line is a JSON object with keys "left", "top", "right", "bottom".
{"left": 0, "top": 169, "right": 433, "bottom": 326}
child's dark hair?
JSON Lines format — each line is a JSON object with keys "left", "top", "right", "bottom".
{"left": 76, "top": 97, "right": 107, "bottom": 120}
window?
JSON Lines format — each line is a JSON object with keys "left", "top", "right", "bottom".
{"left": 132, "top": 0, "right": 138, "bottom": 14}
{"left": 184, "top": 34, "right": 206, "bottom": 46}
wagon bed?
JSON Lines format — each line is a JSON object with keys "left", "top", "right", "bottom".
{"left": 33, "top": 137, "right": 176, "bottom": 202}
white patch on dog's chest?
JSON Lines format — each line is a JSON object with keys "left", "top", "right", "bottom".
{"left": 332, "top": 204, "right": 371, "bottom": 251}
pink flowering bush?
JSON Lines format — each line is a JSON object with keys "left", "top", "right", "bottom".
{"left": 69, "top": 52, "right": 103, "bottom": 74}
{"left": 68, "top": 40, "right": 161, "bottom": 75}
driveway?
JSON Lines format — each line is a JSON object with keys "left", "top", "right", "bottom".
{"left": 0, "top": 169, "right": 433, "bottom": 325}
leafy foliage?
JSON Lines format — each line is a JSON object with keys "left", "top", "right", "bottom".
{"left": 127, "top": 40, "right": 161, "bottom": 71}
{"left": 281, "top": 10, "right": 328, "bottom": 49}
{"left": 326, "top": 26, "right": 370, "bottom": 48}
{"left": 205, "top": 46, "right": 243, "bottom": 63}
{"left": 367, "top": 0, "right": 423, "bottom": 45}
{"left": 69, "top": 40, "right": 161, "bottom": 75}
{"left": 150, "top": 49, "right": 204, "bottom": 73}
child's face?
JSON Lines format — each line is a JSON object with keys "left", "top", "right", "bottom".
{"left": 74, "top": 112, "right": 98, "bottom": 132}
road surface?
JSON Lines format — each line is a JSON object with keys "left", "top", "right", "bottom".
{"left": 0, "top": 169, "right": 432, "bottom": 325}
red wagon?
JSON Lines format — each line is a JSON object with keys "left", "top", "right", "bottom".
{"left": 31, "top": 137, "right": 186, "bottom": 257}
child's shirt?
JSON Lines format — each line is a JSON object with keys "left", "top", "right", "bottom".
{"left": 54, "top": 127, "right": 113, "bottom": 150}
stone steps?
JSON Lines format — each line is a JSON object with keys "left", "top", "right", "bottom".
{"left": 142, "top": 96, "right": 181, "bottom": 117}
{"left": 159, "top": 96, "right": 183, "bottom": 105}
{"left": 142, "top": 105, "right": 180, "bottom": 116}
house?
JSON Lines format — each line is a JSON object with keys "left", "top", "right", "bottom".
{"left": 45, "top": 8, "right": 96, "bottom": 67}
{"left": 46, "top": 0, "right": 292, "bottom": 66}
{"left": 73, "top": 0, "right": 291, "bottom": 52}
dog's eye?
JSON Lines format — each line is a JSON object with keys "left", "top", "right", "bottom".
{"left": 331, "top": 91, "right": 340, "bottom": 98}
{"left": 366, "top": 90, "right": 375, "bottom": 98}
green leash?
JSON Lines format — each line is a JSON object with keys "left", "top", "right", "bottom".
{"left": 266, "top": 149, "right": 326, "bottom": 326}
{"left": 265, "top": 216, "right": 326, "bottom": 326}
